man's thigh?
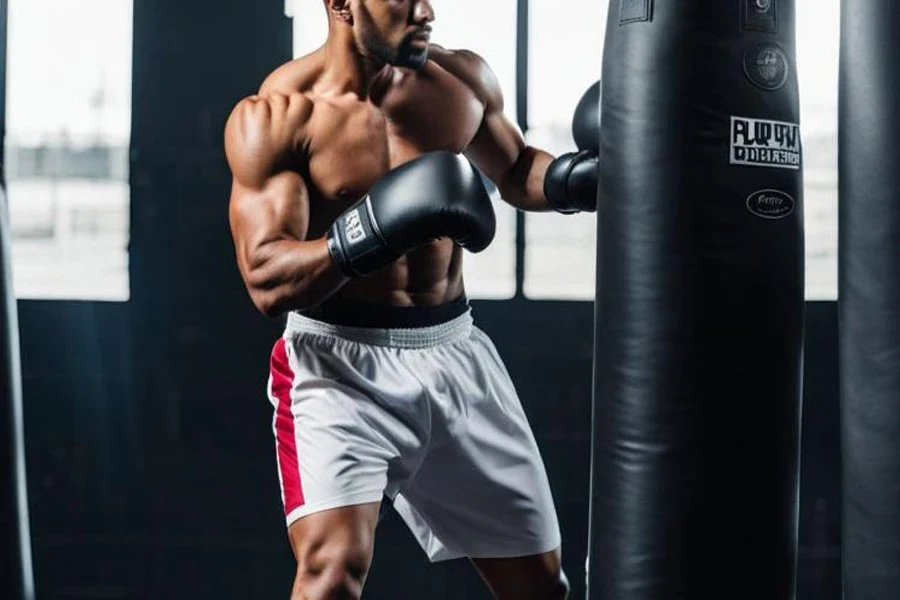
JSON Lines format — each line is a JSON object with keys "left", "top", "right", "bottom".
{"left": 390, "top": 326, "right": 561, "bottom": 562}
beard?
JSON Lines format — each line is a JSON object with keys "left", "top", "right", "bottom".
{"left": 356, "top": 5, "right": 429, "bottom": 70}
{"left": 395, "top": 36, "right": 429, "bottom": 70}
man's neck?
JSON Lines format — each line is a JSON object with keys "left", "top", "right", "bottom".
{"left": 321, "top": 27, "right": 388, "bottom": 98}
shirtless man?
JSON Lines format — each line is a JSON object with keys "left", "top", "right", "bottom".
{"left": 225, "top": 1, "right": 598, "bottom": 598}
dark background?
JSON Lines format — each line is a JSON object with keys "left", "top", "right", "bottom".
{"left": 10, "top": 1, "right": 840, "bottom": 598}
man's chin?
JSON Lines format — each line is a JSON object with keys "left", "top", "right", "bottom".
{"left": 395, "top": 47, "right": 429, "bottom": 70}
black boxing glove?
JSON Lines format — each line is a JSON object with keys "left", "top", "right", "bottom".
{"left": 572, "top": 80, "right": 601, "bottom": 154}
{"left": 544, "top": 80, "right": 601, "bottom": 214}
{"left": 326, "top": 151, "right": 496, "bottom": 277}
{"left": 544, "top": 150, "right": 599, "bottom": 214}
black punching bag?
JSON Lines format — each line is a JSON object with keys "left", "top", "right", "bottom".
{"left": 1, "top": 188, "right": 35, "bottom": 598}
{"left": 840, "top": 3, "right": 900, "bottom": 599}
{"left": 588, "top": 1, "right": 804, "bottom": 598}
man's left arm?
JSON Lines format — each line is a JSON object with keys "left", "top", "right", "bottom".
{"left": 442, "top": 48, "right": 598, "bottom": 214}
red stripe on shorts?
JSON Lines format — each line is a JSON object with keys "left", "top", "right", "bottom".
{"left": 270, "top": 338, "right": 305, "bottom": 515}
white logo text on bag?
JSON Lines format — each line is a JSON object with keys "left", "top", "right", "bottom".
{"left": 730, "top": 116, "right": 801, "bottom": 170}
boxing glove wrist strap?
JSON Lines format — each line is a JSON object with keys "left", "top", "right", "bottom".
{"left": 326, "top": 195, "right": 401, "bottom": 277}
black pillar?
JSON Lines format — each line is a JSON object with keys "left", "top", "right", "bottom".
{"left": 839, "top": 2, "right": 900, "bottom": 599}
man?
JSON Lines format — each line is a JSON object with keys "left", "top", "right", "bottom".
{"left": 224, "top": 1, "right": 598, "bottom": 598}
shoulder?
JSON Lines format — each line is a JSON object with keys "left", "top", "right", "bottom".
{"left": 224, "top": 92, "right": 313, "bottom": 187}
{"left": 428, "top": 45, "right": 504, "bottom": 110}
{"left": 225, "top": 54, "right": 323, "bottom": 185}
{"left": 258, "top": 52, "right": 322, "bottom": 97}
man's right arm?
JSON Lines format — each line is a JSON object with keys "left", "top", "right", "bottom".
{"left": 225, "top": 94, "right": 348, "bottom": 317}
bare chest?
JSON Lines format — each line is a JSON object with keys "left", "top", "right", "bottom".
{"left": 302, "top": 68, "right": 485, "bottom": 233}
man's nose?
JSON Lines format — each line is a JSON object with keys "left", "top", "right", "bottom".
{"left": 413, "top": 0, "right": 435, "bottom": 25}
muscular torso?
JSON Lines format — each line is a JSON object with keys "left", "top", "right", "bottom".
{"left": 275, "top": 49, "right": 487, "bottom": 306}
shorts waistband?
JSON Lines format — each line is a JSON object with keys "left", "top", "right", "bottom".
{"left": 301, "top": 294, "right": 470, "bottom": 328}
{"left": 284, "top": 309, "right": 474, "bottom": 349}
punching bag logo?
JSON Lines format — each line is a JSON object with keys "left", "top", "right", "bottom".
{"left": 744, "top": 43, "right": 789, "bottom": 91}
{"left": 730, "top": 116, "right": 801, "bottom": 169}
{"left": 746, "top": 189, "right": 796, "bottom": 220}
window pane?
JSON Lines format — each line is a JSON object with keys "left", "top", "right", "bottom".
{"left": 461, "top": 181, "right": 516, "bottom": 300}
{"left": 6, "top": 0, "right": 132, "bottom": 301}
{"left": 524, "top": 0, "right": 605, "bottom": 300}
{"left": 290, "top": 0, "right": 518, "bottom": 299}
{"left": 289, "top": 0, "right": 327, "bottom": 58}
{"left": 798, "top": 1, "right": 839, "bottom": 301}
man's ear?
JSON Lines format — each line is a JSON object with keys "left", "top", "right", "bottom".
{"left": 326, "top": 0, "right": 354, "bottom": 24}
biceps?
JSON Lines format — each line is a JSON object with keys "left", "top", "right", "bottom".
{"left": 229, "top": 171, "right": 310, "bottom": 269}
{"left": 465, "top": 109, "right": 527, "bottom": 186}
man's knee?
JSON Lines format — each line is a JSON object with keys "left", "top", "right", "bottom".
{"left": 292, "top": 542, "right": 370, "bottom": 600}
{"left": 288, "top": 504, "right": 379, "bottom": 600}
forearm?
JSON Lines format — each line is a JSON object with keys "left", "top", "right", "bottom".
{"left": 243, "top": 237, "right": 348, "bottom": 317}
{"left": 497, "top": 146, "right": 555, "bottom": 213}
{"left": 499, "top": 81, "right": 601, "bottom": 214}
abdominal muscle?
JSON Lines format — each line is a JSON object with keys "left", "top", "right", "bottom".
{"left": 332, "top": 238, "right": 466, "bottom": 307}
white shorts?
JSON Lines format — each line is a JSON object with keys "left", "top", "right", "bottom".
{"left": 266, "top": 307, "right": 562, "bottom": 562}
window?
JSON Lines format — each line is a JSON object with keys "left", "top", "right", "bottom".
{"left": 289, "top": 0, "right": 519, "bottom": 299}
{"left": 289, "top": 0, "right": 327, "bottom": 58}
{"left": 6, "top": 0, "right": 133, "bottom": 300}
{"left": 524, "top": 0, "right": 605, "bottom": 300}
{"left": 797, "top": 0, "right": 839, "bottom": 300}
